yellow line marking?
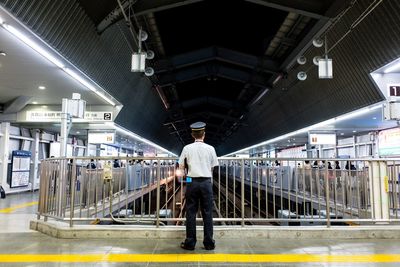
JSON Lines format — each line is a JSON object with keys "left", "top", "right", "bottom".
{"left": 0, "top": 201, "right": 38, "bottom": 213}
{"left": 0, "top": 254, "right": 400, "bottom": 263}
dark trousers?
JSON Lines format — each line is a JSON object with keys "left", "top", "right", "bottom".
{"left": 184, "top": 178, "right": 214, "bottom": 248}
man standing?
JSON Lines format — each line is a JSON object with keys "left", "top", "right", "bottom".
{"left": 179, "top": 122, "right": 219, "bottom": 251}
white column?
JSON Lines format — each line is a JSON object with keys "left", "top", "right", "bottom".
{"left": 85, "top": 130, "right": 90, "bottom": 156}
{"left": 368, "top": 161, "right": 390, "bottom": 222}
{"left": 32, "top": 130, "right": 40, "bottom": 190}
{"left": 374, "top": 132, "right": 379, "bottom": 158}
{"left": 0, "top": 122, "right": 10, "bottom": 192}
{"left": 60, "top": 98, "right": 68, "bottom": 157}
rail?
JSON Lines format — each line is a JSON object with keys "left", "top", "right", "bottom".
{"left": 36, "top": 157, "right": 400, "bottom": 227}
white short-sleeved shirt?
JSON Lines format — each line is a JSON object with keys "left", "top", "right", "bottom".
{"left": 178, "top": 141, "right": 219, "bottom": 178}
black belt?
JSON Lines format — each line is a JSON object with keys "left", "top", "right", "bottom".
{"left": 190, "top": 177, "right": 211, "bottom": 181}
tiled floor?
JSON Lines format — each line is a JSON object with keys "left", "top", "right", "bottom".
{"left": 1, "top": 192, "right": 400, "bottom": 266}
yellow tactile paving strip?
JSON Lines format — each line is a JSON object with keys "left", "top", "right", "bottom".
{"left": 0, "top": 201, "right": 38, "bottom": 213}
{"left": 1, "top": 254, "right": 400, "bottom": 263}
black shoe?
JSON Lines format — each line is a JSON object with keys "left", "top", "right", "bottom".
{"left": 204, "top": 244, "right": 215, "bottom": 250}
{"left": 180, "top": 242, "right": 195, "bottom": 251}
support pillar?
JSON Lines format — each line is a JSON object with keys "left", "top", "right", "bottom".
{"left": 368, "top": 161, "right": 390, "bottom": 222}
{"left": 32, "top": 130, "right": 40, "bottom": 190}
{"left": 0, "top": 122, "right": 10, "bottom": 193}
{"left": 60, "top": 98, "right": 68, "bottom": 157}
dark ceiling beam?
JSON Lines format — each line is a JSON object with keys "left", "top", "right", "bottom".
{"left": 218, "top": 66, "right": 270, "bottom": 88}
{"left": 200, "top": 112, "right": 239, "bottom": 122}
{"left": 180, "top": 97, "right": 234, "bottom": 109}
{"left": 154, "top": 46, "right": 279, "bottom": 74}
{"left": 158, "top": 64, "right": 209, "bottom": 87}
{"left": 97, "top": 1, "right": 130, "bottom": 33}
{"left": 3, "top": 96, "right": 33, "bottom": 114}
{"left": 279, "top": 18, "right": 331, "bottom": 72}
{"left": 243, "top": 0, "right": 328, "bottom": 19}
{"left": 157, "top": 63, "right": 271, "bottom": 88}
{"left": 134, "top": 0, "right": 205, "bottom": 16}
{"left": 279, "top": 0, "right": 353, "bottom": 71}
{"left": 165, "top": 111, "right": 239, "bottom": 125}
{"left": 97, "top": 0, "right": 203, "bottom": 32}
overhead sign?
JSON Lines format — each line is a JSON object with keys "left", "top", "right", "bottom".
{"left": 388, "top": 85, "right": 400, "bottom": 98}
{"left": 378, "top": 128, "right": 400, "bottom": 156}
{"left": 26, "top": 111, "right": 113, "bottom": 122}
{"left": 309, "top": 133, "right": 336, "bottom": 145}
{"left": 88, "top": 132, "right": 115, "bottom": 144}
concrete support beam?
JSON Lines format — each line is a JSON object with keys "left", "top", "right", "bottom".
{"left": 0, "top": 123, "right": 10, "bottom": 192}
{"left": 31, "top": 130, "right": 40, "bottom": 190}
{"left": 3, "top": 96, "right": 33, "bottom": 114}
{"left": 368, "top": 161, "right": 390, "bottom": 222}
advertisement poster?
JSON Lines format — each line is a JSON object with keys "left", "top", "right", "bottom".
{"left": 10, "top": 150, "right": 31, "bottom": 188}
{"left": 378, "top": 128, "right": 400, "bottom": 156}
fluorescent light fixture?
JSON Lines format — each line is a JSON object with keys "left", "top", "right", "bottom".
{"left": 113, "top": 124, "right": 177, "bottom": 156}
{"left": 2, "top": 23, "right": 65, "bottom": 68}
{"left": 63, "top": 68, "right": 116, "bottom": 106}
{"left": 94, "top": 91, "right": 116, "bottom": 106}
{"left": 250, "top": 88, "right": 269, "bottom": 106}
{"left": 224, "top": 103, "right": 383, "bottom": 156}
{"left": 0, "top": 16, "right": 117, "bottom": 107}
{"left": 64, "top": 68, "right": 97, "bottom": 92}
{"left": 38, "top": 86, "right": 46, "bottom": 90}
{"left": 384, "top": 60, "right": 400, "bottom": 74}
{"left": 32, "top": 101, "right": 38, "bottom": 104}
{"left": 335, "top": 104, "right": 380, "bottom": 122}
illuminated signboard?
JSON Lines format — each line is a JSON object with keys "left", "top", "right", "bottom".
{"left": 26, "top": 111, "right": 113, "bottom": 122}
{"left": 88, "top": 132, "right": 115, "bottom": 144}
{"left": 309, "top": 133, "right": 336, "bottom": 145}
{"left": 378, "top": 128, "right": 400, "bottom": 156}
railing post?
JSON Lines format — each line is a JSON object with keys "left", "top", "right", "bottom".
{"left": 325, "top": 164, "right": 330, "bottom": 228}
{"left": 241, "top": 159, "right": 245, "bottom": 227}
{"left": 70, "top": 159, "right": 77, "bottom": 227}
{"left": 156, "top": 159, "right": 161, "bottom": 227}
{"left": 369, "top": 160, "right": 390, "bottom": 223}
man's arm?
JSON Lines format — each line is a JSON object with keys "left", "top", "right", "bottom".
{"left": 210, "top": 147, "right": 219, "bottom": 173}
{"left": 178, "top": 147, "right": 187, "bottom": 176}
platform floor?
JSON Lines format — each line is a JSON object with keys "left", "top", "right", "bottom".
{"left": 1, "top": 192, "right": 400, "bottom": 266}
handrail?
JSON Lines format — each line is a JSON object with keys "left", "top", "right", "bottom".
{"left": 36, "top": 157, "right": 400, "bottom": 228}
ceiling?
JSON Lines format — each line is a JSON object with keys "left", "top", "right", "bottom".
{"left": 75, "top": 0, "right": 351, "bottom": 148}
{"left": 0, "top": 25, "right": 107, "bottom": 107}
{"left": 2, "top": 0, "right": 398, "bottom": 156}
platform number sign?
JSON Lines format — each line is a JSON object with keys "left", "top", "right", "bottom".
{"left": 104, "top": 112, "right": 112, "bottom": 120}
{"left": 389, "top": 86, "right": 400, "bottom": 97}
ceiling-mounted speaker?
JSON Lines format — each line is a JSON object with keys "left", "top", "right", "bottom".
{"left": 140, "top": 30, "right": 148, "bottom": 41}
{"left": 144, "top": 67, "right": 154, "bottom": 76}
{"left": 313, "top": 56, "right": 322, "bottom": 66}
{"left": 145, "top": 50, "right": 155, "bottom": 59}
{"left": 297, "top": 71, "right": 307, "bottom": 81}
{"left": 297, "top": 56, "right": 307, "bottom": 65}
{"left": 313, "top": 38, "right": 324, "bottom": 48}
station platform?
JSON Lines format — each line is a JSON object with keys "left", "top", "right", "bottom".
{"left": 1, "top": 192, "right": 400, "bottom": 266}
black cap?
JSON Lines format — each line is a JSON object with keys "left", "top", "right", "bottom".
{"left": 190, "top": 121, "right": 206, "bottom": 131}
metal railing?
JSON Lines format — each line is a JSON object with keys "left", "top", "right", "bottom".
{"left": 36, "top": 157, "right": 400, "bottom": 227}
